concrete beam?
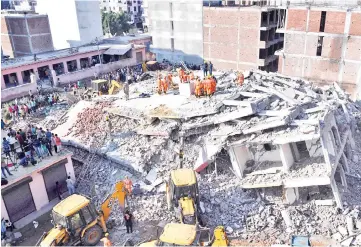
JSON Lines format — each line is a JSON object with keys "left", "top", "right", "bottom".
{"left": 273, "top": 132, "right": 320, "bottom": 145}
{"left": 240, "top": 181, "right": 283, "bottom": 189}
{"left": 214, "top": 106, "right": 255, "bottom": 124}
{"left": 223, "top": 100, "right": 253, "bottom": 107}
{"left": 242, "top": 116, "right": 289, "bottom": 135}
{"left": 252, "top": 84, "right": 299, "bottom": 105}
{"left": 238, "top": 91, "right": 268, "bottom": 98}
{"left": 330, "top": 177, "right": 343, "bottom": 210}
{"left": 283, "top": 176, "right": 331, "bottom": 188}
{"left": 279, "top": 143, "right": 294, "bottom": 172}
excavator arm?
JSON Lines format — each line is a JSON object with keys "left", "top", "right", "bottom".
{"left": 100, "top": 181, "right": 127, "bottom": 221}
{"left": 108, "top": 80, "right": 122, "bottom": 95}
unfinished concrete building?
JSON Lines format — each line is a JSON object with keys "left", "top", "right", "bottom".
{"left": 1, "top": 12, "right": 54, "bottom": 58}
{"left": 226, "top": 76, "right": 356, "bottom": 209}
{"left": 147, "top": 0, "right": 204, "bottom": 64}
{"left": 203, "top": 6, "right": 285, "bottom": 71}
{"left": 276, "top": 7, "right": 361, "bottom": 100}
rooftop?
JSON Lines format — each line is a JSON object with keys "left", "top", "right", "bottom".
{"left": 1, "top": 45, "right": 111, "bottom": 70}
{"left": 103, "top": 33, "right": 151, "bottom": 44}
{"left": 2, "top": 150, "right": 72, "bottom": 188}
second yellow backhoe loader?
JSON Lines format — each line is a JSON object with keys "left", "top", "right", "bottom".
{"left": 138, "top": 223, "right": 229, "bottom": 247}
{"left": 166, "top": 168, "right": 202, "bottom": 225}
{"left": 37, "top": 181, "right": 127, "bottom": 246}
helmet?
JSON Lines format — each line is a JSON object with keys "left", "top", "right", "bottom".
{"left": 105, "top": 233, "right": 109, "bottom": 237}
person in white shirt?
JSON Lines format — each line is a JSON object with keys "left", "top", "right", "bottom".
{"left": 66, "top": 176, "right": 75, "bottom": 195}
{"left": 6, "top": 133, "right": 16, "bottom": 154}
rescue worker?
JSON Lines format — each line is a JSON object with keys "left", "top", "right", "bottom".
{"left": 123, "top": 82, "right": 129, "bottom": 101}
{"left": 178, "top": 68, "right": 185, "bottom": 83}
{"left": 100, "top": 233, "right": 112, "bottom": 247}
{"left": 162, "top": 77, "right": 169, "bottom": 94}
{"left": 210, "top": 76, "right": 216, "bottom": 96}
{"left": 157, "top": 74, "right": 163, "bottom": 94}
{"left": 167, "top": 73, "right": 173, "bottom": 88}
{"left": 237, "top": 72, "right": 244, "bottom": 86}
{"left": 204, "top": 77, "right": 212, "bottom": 97}
{"left": 194, "top": 78, "right": 203, "bottom": 98}
{"left": 124, "top": 176, "right": 133, "bottom": 195}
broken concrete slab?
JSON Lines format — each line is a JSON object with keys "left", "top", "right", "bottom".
{"left": 314, "top": 199, "right": 334, "bottom": 206}
{"left": 252, "top": 84, "right": 300, "bottom": 105}
{"left": 242, "top": 116, "right": 289, "bottom": 135}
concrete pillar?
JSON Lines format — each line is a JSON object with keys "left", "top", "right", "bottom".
{"left": 320, "top": 135, "right": 332, "bottom": 172}
{"left": 341, "top": 153, "right": 349, "bottom": 173}
{"left": 16, "top": 71, "right": 24, "bottom": 85}
{"left": 339, "top": 166, "right": 347, "bottom": 190}
{"left": 63, "top": 62, "right": 68, "bottom": 73}
{"left": 76, "top": 59, "right": 81, "bottom": 70}
{"left": 33, "top": 68, "right": 40, "bottom": 80}
{"left": 291, "top": 142, "right": 300, "bottom": 161}
{"left": 279, "top": 143, "right": 294, "bottom": 172}
{"left": 1, "top": 75, "right": 6, "bottom": 89}
{"left": 330, "top": 178, "right": 343, "bottom": 210}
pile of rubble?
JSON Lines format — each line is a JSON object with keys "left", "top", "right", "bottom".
{"left": 33, "top": 69, "right": 361, "bottom": 245}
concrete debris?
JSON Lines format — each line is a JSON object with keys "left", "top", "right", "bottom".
{"left": 12, "top": 70, "right": 361, "bottom": 246}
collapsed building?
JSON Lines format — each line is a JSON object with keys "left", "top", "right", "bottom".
{"left": 10, "top": 69, "right": 361, "bottom": 245}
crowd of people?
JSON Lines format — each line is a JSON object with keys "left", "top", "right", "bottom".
{"left": 1, "top": 125, "right": 62, "bottom": 178}
{"left": 3, "top": 90, "right": 61, "bottom": 124}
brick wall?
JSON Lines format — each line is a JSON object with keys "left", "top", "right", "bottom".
{"left": 7, "top": 18, "right": 27, "bottom": 35}
{"left": 12, "top": 36, "right": 31, "bottom": 54}
{"left": 349, "top": 13, "right": 361, "bottom": 36}
{"left": 1, "top": 35, "right": 14, "bottom": 57}
{"left": 308, "top": 11, "right": 321, "bottom": 32}
{"left": 203, "top": 7, "right": 260, "bottom": 71}
{"left": 321, "top": 36, "right": 343, "bottom": 59}
{"left": 286, "top": 9, "right": 307, "bottom": 31}
{"left": 280, "top": 8, "right": 361, "bottom": 99}
{"left": 324, "top": 12, "right": 346, "bottom": 34}
{"left": 31, "top": 35, "right": 54, "bottom": 53}
{"left": 27, "top": 17, "right": 51, "bottom": 35}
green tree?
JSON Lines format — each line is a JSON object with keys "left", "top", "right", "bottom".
{"left": 101, "top": 11, "right": 131, "bottom": 36}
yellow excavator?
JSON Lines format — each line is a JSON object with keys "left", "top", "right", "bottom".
{"left": 37, "top": 181, "right": 127, "bottom": 246}
{"left": 139, "top": 223, "right": 229, "bottom": 247}
{"left": 166, "top": 168, "right": 202, "bottom": 225}
{"left": 108, "top": 80, "right": 122, "bottom": 95}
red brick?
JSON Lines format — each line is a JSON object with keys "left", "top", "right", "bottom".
{"left": 349, "top": 13, "right": 361, "bottom": 36}
{"left": 1, "top": 34, "right": 14, "bottom": 57}
{"left": 203, "top": 8, "right": 211, "bottom": 25}
{"left": 203, "top": 26, "right": 210, "bottom": 42}
{"left": 239, "top": 47, "right": 259, "bottom": 64}
{"left": 304, "top": 58, "right": 339, "bottom": 82}
{"left": 305, "top": 35, "right": 318, "bottom": 56}
{"left": 210, "top": 26, "right": 239, "bottom": 44}
{"left": 287, "top": 9, "right": 307, "bottom": 31}
{"left": 12, "top": 36, "right": 30, "bottom": 53}
{"left": 278, "top": 56, "right": 283, "bottom": 74}
{"left": 31, "top": 35, "right": 53, "bottom": 53}
{"left": 27, "top": 17, "right": 51, "bottom": 34}
{"left": 203, "top": 43, "right": 210, "bottom": 58}
{"left": 208, "top": 9, "right": 239, "bottom": 26}
{"left": 7, "top": 18, "right": 27, "bottom": 35}
{"left": 209, "top": 43, "right": 238, "bottom": 61}
{"left": 308, "top": 11, "right": 321, "bottom": 32}
{"left": 345, "top": 37, "right": 361, "bottom": 60}
{"left": 283, "top": 56, "right": 304, "bottom": 76}
{"left": 237, "top": 63, "right": 257, "bottom": 71}
{"left": 324, "top": 11, "right": 345, "bottom": 34}
{"left": 284, "top": 33, "right": 305, "bottom": 54}
{"left": 213, "top": 61, "right": 237, "bottom": 70}
{"left": 321, "top": 36, "right": 343, "bottom": 59}
{"left": 342, "top": 62, "right": 359, "bottom": 84}
{"left": 341, "top": 83, "right": 357, "bottom": 99}
{"left": 1, "top": 17, "right": 9, "bottom": 34}
{"left": 239, "top": 11, "right": 260, "bottom": 28}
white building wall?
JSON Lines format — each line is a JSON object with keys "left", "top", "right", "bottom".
{"left": 29, "top": 172, "right": 49, "bottom": 210}
{"left": 36, "top": 0, "right": 103, "bottom": 49}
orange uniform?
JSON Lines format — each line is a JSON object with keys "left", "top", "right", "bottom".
{"left": 195, "top": 79, "right": 203, "bottom": 97}
{"left": 124, "top": 178, "right": 133, "bottom": 195}
{"left": 189, "top": 72, "right": 195, "bottom": 81}
{"left": 162, "top": 79, "right": 168, "bottom": 93}
{"left": 238, "top": 73, "right": 244, "bottom": 86}
{"left": 179, "top": 69, "right": 185, "bottom": 83}
{"left": 157, "top": 79, "right": 163, "bottom": 94}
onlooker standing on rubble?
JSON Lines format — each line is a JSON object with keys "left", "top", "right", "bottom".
{"left": 16, "top": 131, "right": 25, "bottom": 150}
{"left": 1, "top": 119, "right": 5, "bottom": 130}
{"left": 124, "top": 176, "right": 133, "bottom": 195}
{"left": 209, "top": 61, "right": 213, "bottom": 76}
{"left": 202, "top": 61, "right": 208, "bottom": 78}
{"left": 1, "top": 158, "right": 12, "bottom": 178}
{"left": 123, "top": 82, "right": 129, "bottom": 101}
{"left": 7, "top": 133, "right": 16, "bottom": 154}
{"left": 54, "top": 134, "right": 62, "bottom": 153}
{"left": 124, "top": 210, "right": 133, "bottom": 234}
{"left": 55, "top": 181, "right": 62, "bottom": 200}
{"left": 66, "top": 176, "right": 75, "bottom": 195}
{"left": 51, "top": 133, "right": 57, "bottom": 153}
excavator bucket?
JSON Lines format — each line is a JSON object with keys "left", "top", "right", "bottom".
{"left": 100, "top": 181, "right": 127, "bottom": 221}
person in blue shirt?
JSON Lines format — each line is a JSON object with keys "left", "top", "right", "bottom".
{"left": 2, "top": 138, "right": 10, "bottom": 157}
{"left": 45, "top": 129, "right": 52, "bottom": 141}
{"left": 1, "top": 119, "right": 5, "bottom": 130}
